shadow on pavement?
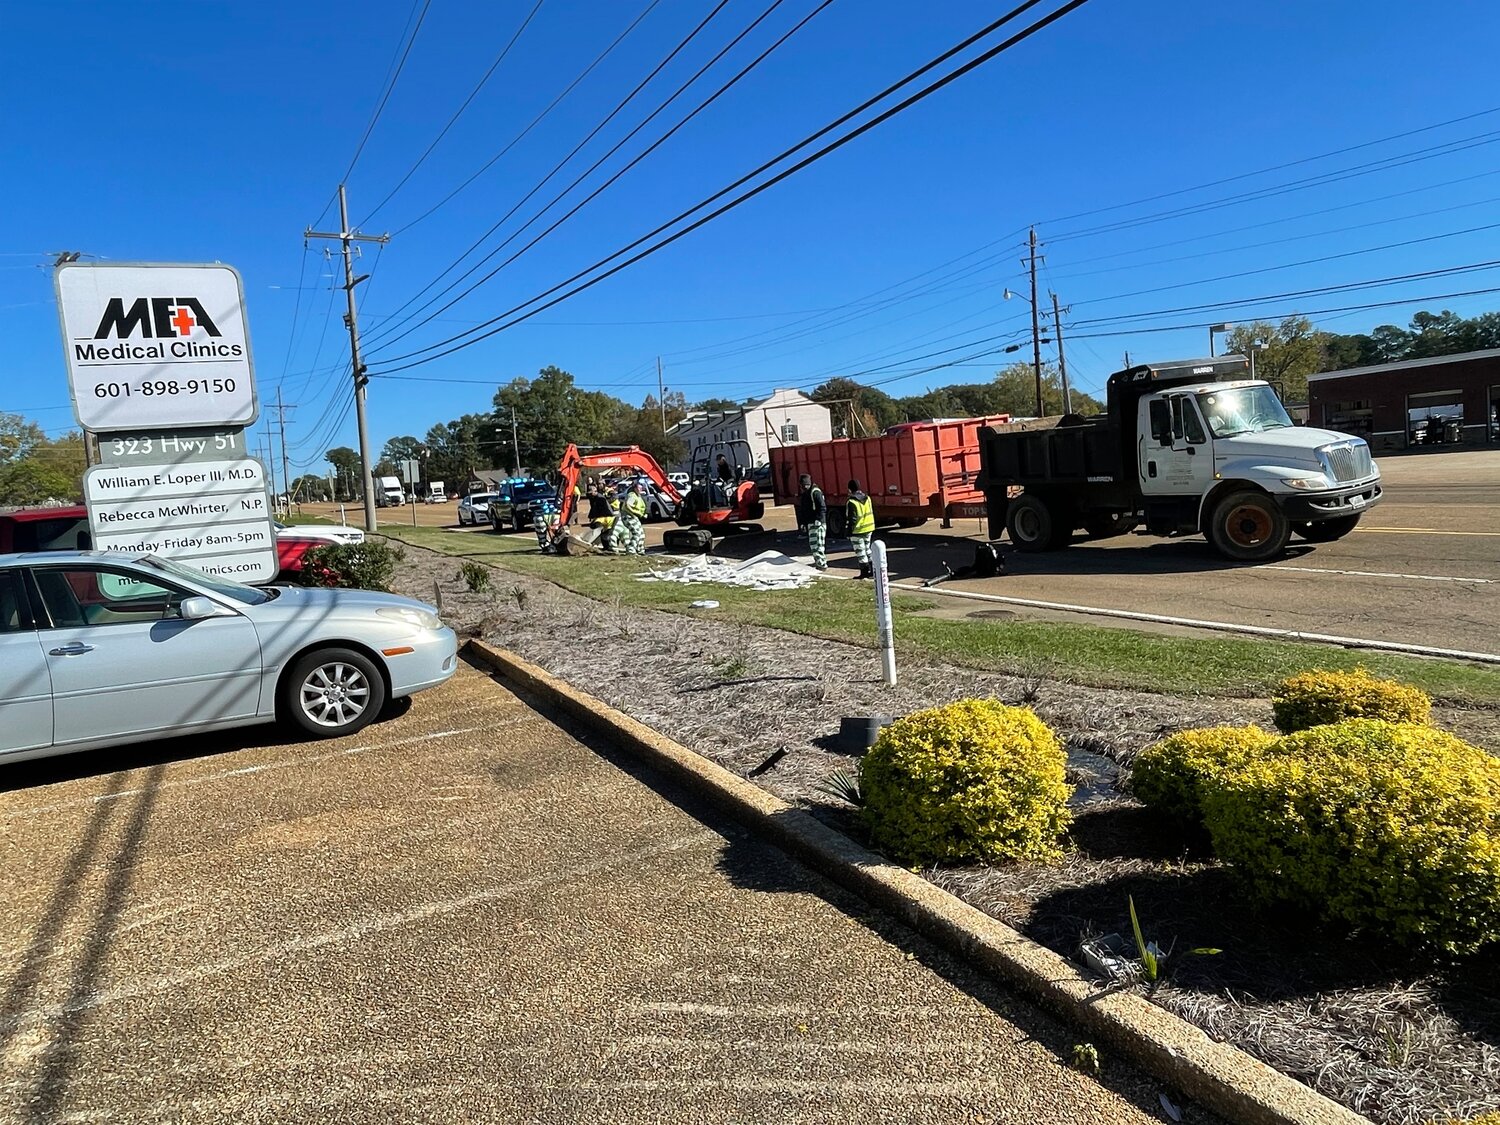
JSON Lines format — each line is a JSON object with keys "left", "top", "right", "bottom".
{"left": 508, "top": 684, "right": 1189, "bottom": 1121}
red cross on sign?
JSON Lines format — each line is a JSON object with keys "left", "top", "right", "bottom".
{"left": 170, "top": 305, "right": 196, "bottom": 336}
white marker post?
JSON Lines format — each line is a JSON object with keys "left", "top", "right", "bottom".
{"left": 871, "top": 539, "right": 897, "bottom": 686}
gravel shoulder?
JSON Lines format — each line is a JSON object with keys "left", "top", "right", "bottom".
{"left": 392, "top": 540, "right": 1500, "bottom": 1125}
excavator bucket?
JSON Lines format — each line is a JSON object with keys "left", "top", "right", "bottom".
{"left": 554, "top": 526, "right": 605, "bottom": 556}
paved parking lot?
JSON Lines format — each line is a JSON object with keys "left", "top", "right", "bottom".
{"left": 0, "top": 665, "right": 1189, "bottom": 1124}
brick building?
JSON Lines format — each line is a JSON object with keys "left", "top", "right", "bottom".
{"left": 1307, "top": 348, "right": 1500, "bottom": 451}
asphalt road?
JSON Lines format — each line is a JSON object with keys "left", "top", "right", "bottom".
{"left": 0, "top": 666, "right": 1192, "bottom": 1124}
{"left": 308, "top": 445, "right": 1500, "bottom": 655}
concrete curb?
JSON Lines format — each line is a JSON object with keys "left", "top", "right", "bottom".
{"left": 463, "top": 639, "right": 1370, "bottom": 1125}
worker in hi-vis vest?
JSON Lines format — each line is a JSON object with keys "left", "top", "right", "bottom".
{"left": 846, "top": 478, "right": 875, "bottom": 579}
{"left": 618, "top": 481, "right": 649, "bottom": 555}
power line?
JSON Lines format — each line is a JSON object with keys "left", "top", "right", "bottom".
{"left": 1046, "top": 187, "right": 1500, "bottom": 281}
{"left": 363, "top": 0, "right": 735, "bottom": 346}
{"left": 1039, "top": 104, "right": 1500, "bottom": 228}
{"left": 391, "top": 0, "right": 663, "bottom": 235}
{"left": 1069, "top": 220, "right": 1500, "bottom": 309}
{"left": 340, "top": 0, "right": 432, "bottom": 185}
{"left": 366, "top": 0, "right": 839, "bottom": 356}
{"left": 367, "top": 0, "right": 1093, "bottom": 375}
{"left": 361, "top": 0, "right": 547, "bottom": 224}
{"left": 1048, "top": 128, "right": 1500, "bottom": 244}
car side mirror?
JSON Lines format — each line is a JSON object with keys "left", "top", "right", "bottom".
{"left": 179, "top": 596, "right": 231, "bottom": 621}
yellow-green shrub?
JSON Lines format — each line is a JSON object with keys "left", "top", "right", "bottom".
{"left": 1270, "top": 667, "right": 1431, "bottom": 733}
{"left": 860, "top": 700, "right": 1071, "bottom": 865}
{"left": 1130, "top": 726, "right": 1277, "bottom": 827}
{"left": 1201, "top": 720, "right": 1500, "bottom": 954}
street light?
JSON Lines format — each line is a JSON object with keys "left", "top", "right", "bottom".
{"left": 1209, "top": 323, "right": 1231, "bottom": 356}
{"left": 1247, "top": 339, "right": 1266, "bottom": 382}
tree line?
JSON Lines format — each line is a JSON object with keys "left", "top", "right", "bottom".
{"left": 0, "top": 413, "right": 86, "bottom": 507}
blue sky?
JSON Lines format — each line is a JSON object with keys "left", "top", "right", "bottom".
{"left": 5, "top": 0, "right": 1500, "bottom": 476}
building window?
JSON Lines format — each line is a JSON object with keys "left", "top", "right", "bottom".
{"left": 1323, "top": 400, "right": 1373, "bottom": 436}
{"left": 780, "top": 423, "right": 799, "bottom": 443}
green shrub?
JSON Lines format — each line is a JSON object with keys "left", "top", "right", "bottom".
{"left": 458, "top": 560, "right": 491, "bottom": 594}
{"left": 861, "top": 699, "right": 1071, "bottom": 865}
{"left": 1130, "top": 726, "right": 1277, "bottom": 828}
{"left": 298, "top": 541, "right": 405, "bottom": 591}
{"left": 1201, "top": 720, "right": 1500, "bottom": 954}
{"left": 1270, "top": 667, "right": 1431, "bottom": 733}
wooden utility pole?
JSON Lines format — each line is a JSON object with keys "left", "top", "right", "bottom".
{"left": 656, "top": 356, "right": 667, "bottom": 432}
{"left": 1026, "top": 226, "right": 1044, "bottom": 417}
{"left": 1050, "top": 292, "right": 1072, "bottom": 415}
{"left": 273, "top": 385, "right": 295, "bottom": 511}
{"left": 306, "top": 185, "right": 389, "bottom": 531}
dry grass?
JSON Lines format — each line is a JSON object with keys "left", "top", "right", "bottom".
{"left": 393, "top": 540, "right": 1500, "bottom": 1125}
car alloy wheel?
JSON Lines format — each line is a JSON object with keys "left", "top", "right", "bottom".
{"left": 283, "top": 647, "right": 386, "bottom": 738}
{"left": 300, "top": 661, "right": 370, "bottom": 728}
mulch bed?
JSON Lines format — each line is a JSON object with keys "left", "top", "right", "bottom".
{"left": 392, "top": 540, "right": 1500, "bottom": 1125}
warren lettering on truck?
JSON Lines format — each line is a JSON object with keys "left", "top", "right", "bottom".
{"left": 977, "top": 355, "right": 1381, "bottom": 562}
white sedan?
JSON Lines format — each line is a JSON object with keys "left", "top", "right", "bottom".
{"left": 273, "top": 521, "right": 365, "bottom": 545}
{"left": 0, "top": 550, "right": 457, "bottom": 764}
{"left": 457, "top": 492, "right": 497, "bottom": 526}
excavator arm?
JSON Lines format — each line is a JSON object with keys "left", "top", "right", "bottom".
{"left": 553, "top": 444, "right": 683, "bottom": 533}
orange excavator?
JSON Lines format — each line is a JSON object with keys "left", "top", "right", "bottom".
{"left": 551, "top": 439, "right": 764, "bottom": 553}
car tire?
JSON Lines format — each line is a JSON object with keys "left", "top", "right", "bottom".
{"left": 1208, "top": 489, "right": 1290, "bottom": 562}
{"left": 282, "top": 647, "right": 386, "bottom": 739}
{"left": 513, "top": 514, "right": 525, "bottom": 533}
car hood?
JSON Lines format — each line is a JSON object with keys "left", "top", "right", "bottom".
{"left": 262, "top": 584, "right": 438, "bottom": 616}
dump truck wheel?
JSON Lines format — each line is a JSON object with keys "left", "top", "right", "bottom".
{"left": 1005, "top": 495, "right": 1057, "bottom": 552}
{"left": 1209, "top": 490, "right": 1290, "bottom": 561}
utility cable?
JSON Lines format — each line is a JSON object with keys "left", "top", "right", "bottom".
{"left": 391, "top": 0, "right": 663, "bottom": 235}
{"left": 361, "top": 0, "right": 547, "bottom": 224}
{"left": 366, "top": 0, "right": 832, "bottom": 354}
{"left": 363, "top": 0, "right": 734, "bottom": 346}
{"left": 367, "top": 0, "right": 1092, "bottom": 373}
{"left": 340, "top": 0, "right": 433, "bottom": 185}
{"left": 1039, "top": 103, "right": 1500, "bottom": 228}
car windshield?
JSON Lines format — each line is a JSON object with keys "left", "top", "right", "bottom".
{"left": 513, "top": 483, "right": 555, "bottom": 500}
{"left": 1196, "top": 386, "right": 1293, "bottom": 438}
{"left": 468, "top": 493, "right": 496, "bottom": 503}
{"left": 134, "top": 555, "right": 273, "bottom": 605}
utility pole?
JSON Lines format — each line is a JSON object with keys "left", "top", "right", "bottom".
{"left": 508, "top": 409, "right": 521, "bottom": 476}
{"left": 273, "top": 386, "right": 295, "bottom": 510}
{"left": 1050, "top": 292, "right": 1072, "bottom": 416}
{"left": 1026, "top": 227, "right": 1044, "bottom": 417}
{"left": 656, "top": 356, "right": 667, "bottom": 432}
{"left": 306, "top": 185, "right": 390, "bottom": 531}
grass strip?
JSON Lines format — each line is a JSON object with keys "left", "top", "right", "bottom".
{"left": 386, "top": 525, "right": 1500, "bottom": 704}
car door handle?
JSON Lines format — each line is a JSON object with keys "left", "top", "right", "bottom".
{"left": 48, "top": 642, "right": 95, "bottom": 656}
{"left": 1147, "top": 461, "right": 1157, "bottom": 478}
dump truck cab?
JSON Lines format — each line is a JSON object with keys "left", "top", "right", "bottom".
{"left": 980, "top": 356, "right": 1383, "bottom": 562}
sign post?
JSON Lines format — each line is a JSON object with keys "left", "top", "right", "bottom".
{"left": 871, "top": 539, "right": 897, "bottom": 686}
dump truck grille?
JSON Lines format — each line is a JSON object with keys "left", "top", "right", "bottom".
{"left": 1323, "top": 442, "right": 1373, "bottom": 482}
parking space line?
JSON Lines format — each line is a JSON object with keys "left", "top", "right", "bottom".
{"left": 3, "top": 720, "right": 529, "bottom": 820}
{"left": 1264, "top": 565, "right": 1495, "bottom": 584}
{"left": 0, "top": 830, "right": 717, "bottom": 1036}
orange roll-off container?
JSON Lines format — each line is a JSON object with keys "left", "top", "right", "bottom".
{"left": 769, "top": 415, "right": 1008, "bottom": 533}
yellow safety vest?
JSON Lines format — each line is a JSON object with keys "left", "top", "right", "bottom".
{"left": 849, "top": 494, "right": 875, "bottom": 535}
{"left": 625, "top": 492, "right": 647, "bottom": 519}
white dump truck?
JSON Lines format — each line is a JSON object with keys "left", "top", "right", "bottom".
{"left": 978, "top": 355, "right": 1382, "bottom": 562}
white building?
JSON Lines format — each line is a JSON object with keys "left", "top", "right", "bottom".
{"left": 668, "top": 388, "right": 832, "bottom": 468}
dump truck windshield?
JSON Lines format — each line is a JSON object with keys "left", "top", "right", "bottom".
{"left": 1196, "top": 386, "right": 1293, "bottom": 438}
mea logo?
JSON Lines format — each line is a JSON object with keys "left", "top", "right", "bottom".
{"left": 93, "top": 297, "right": 223, "bottom": 340}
